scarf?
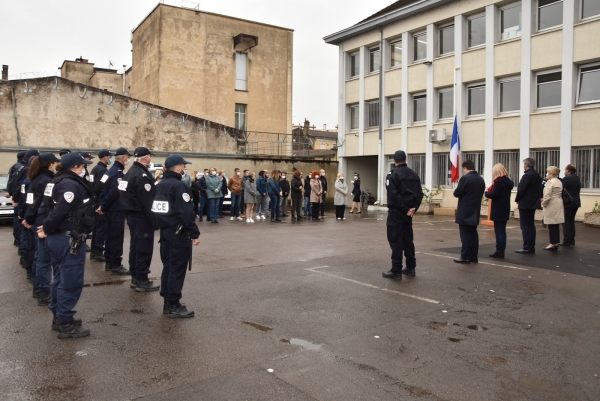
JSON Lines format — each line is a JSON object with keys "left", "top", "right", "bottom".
{"left": 487, "top": 174, "right": 507, "bottom": 192}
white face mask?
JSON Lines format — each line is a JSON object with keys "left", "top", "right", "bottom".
{"left": 124, "top": 159, "right": 130, "bottom": 166}
{"left": 340, "top": 177, "right": 344, "bottom": 180}
{"left": 281, "top": 175, "right": 286, "bottom": 179}
{"left": 354, "top": 176, "right": 358, "bottom": 179}
{"left": 211, "top": 171, "right": 217, "bottom": 176}
{"left": 315, "top": 175, "right": 320, "bottom": 179}
{"left": 237, "top": 172, "right": 241, "bottom": 176}
{"left": 78, "top": 170, "right": 86, "bottom": 178}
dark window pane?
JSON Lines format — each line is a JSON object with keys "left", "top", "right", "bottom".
{"left": 439, "top": 25, "right": 455, "bottom": 55}
{"left": 538, "top": 0, "right": 563, "bottom": 30}
{"left": 439, "top": 90, "right": 454, "bottom": 119}
{"left": 350, "top": 53, "right": 360, "bottom": 77}
{"left": 413, "top": 95, "right": 427, "bottom": 122}
{"left": 582, "top": 0, "right": 600, "bottom": 19}
{"left": 391, "top": 41, "right": 402, "bottom": 67}
{"left": 390, "top": 99, "right": 401, "bottom": 124}
{"left": 468, "top": 16, "right": 486, "bottom": 47}
{"left": 414, "top": 34, "right": 427, "bottom": 61}
{"left": 500, "top": 80, "right": 521, "bottom": 112}
{"left": 537, "top": 80, "right": 561, "bottom": 107}
{"left": 579, "top": 67, "right": 600, "bottom": 103}
{"left": 501, "top": 5, "right": 522, "bottom": 40}
{"left": 468, "top": 85, "right": 486, "bottom": 115}
{"left": 538, "top": 71, "right": 562, "bottom": 84}
{"left": 370, "top": 48, "right": 380, "bottom": 73}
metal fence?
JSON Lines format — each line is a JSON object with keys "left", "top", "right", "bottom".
{"left": 572, "top": 147, "right": 600, "bottom": 189}
{"left": 494, "top": 151, "right": 520, "bottom": 185}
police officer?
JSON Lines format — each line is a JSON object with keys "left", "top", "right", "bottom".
{"left": 6, "top": 150, "right": 26, "bottom": 247}
{"left": 59, "top": 149, "right": 71, "bottom": 157}
{"left": 153, "top": 154, "right": 200, "bottom": 318}
{"left": 121, "top": 146, "right": 160, "bottom": 292}
{"left": 382, "top": 151, "right": 424, "bottom": 280}
{"left": 96, "top": 147, "right": 131, "bottom": 275}
{"left": 89, "top": 149, "right": 113, "bottom": 262}
{"left": 81, "top": 152, "right": 95, "bottom": 185}
{"left": 38, "top": 153, "right": 95, "bottom": 339}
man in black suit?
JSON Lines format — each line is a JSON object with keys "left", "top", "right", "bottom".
{"left": 453, "top": 160, "right": 486, "bottom": 264}
{"left": 514, "top": 158, "right": 542, "bottom": 253}
{"left": 559, "top": 164, "right": 581, "bottom": 246}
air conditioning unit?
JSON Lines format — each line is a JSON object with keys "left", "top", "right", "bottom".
{"left": 429, "top": 129, "right": 448, "bottom": 144}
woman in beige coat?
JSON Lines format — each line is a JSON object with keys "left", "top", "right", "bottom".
{"left": 541, "top": 166, "right": 565, "bottom": 251}
{"left": 309, "top": 170, "right": 323, "bottom": 221}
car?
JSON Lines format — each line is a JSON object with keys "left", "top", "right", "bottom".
{"left": 0, "top": 174, "right": 15, "bottom": 220}
{"left": 148, "top": 162, "right": 163, "bottom": 173}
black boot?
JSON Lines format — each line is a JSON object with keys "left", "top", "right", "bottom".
{"left": 163, "top": 300, "right": 169, "bottom": 315}
{"left": 489, "top": 251, "right": 505, "bottom": 259}
{"left": 104, "top": 263, "right": 113, "bottom": 272}
{"left": 167, "top": 303, "right": 195, "bottom": 318}
{"left": 57, "top": 321, "right": 90, "bottom": 339}
{"left": 90, "top": 249, "right": 97, "bottom": 260}
{"left": 32, "top": 288, "right": 40, "bottom": 298}
{"left": 111, "top": 265, "right": 130, "bottom": 276}
{"left": 94, "top": 253, "right": 106, "bottom": 263}
{"left": 14, "top": 238, "right": 19, "bottom": 247}
{"left": 20, "top": 256, "right": 25, "bottom": 267}
{"left": 37, "top": 292, "right": 52, "bottom": 306}
{"left": 135, "top": 280, "right": 160, "bottom": 292}
{"left": 52, "top": 316, "right": 82, "bottom": 331}
{"left": 130, "top": 278, "right": 140, "bottom": 288}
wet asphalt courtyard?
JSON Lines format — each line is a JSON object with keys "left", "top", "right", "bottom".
{"left": 0, "top": 210, "right": 599, "bottom": 401}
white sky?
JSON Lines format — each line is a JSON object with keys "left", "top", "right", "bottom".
{"left": 2, "top": 0, "right": 394, "bottom": 131}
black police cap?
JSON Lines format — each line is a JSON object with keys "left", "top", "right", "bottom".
{"left": 165, "top": 154, "right": 191, "bottom": 167}
{"left": 393, "top": 150, "right": 407, "bottom": 161}
{"left": 134, "top": 147, "right": 153, "bottom": 157}
{"left": 115, "top": 147, "right": 132, "bottom": 156}
{"left": 39, "top": 153, "right": 61, "bottom": 164}
{"left": 59, "top": 149, "right": 71, "bottom": 156}
{"left": 17, "top": 151, "right": 26, "bottom": 159}
{"left": 81, "top": 152, "right": 95, "bottom": 159}
{"left": 98, "top": 149, "right": 114, "bottom": 158}
{"left": 61, "top": 153, "right": 93, "bottom": 168}
{"left": 25, "top": 149, "right": 40, "bottom": 158}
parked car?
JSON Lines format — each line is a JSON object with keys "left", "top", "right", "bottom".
{"left": 0, "top": 174, "right": 15, "bottom": 220}
{"left": 148, "top": 162, "right": 163, "bottom": 173}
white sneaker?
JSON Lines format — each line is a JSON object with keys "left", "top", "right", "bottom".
{"left": 230, "top": 217, "right": 234, "bottom": 221}
{"left": 237, "top": 217, "right": 244, "bottom": 221}
{"left": 256, "top": 215, "right": 261, "bottom": 220}
{"left": 261, "top": 215, "right": 266, "bottom": 220}
{"left": 246, "top": 218, "right": 250, "bottom": 223}
{"left": 250, "top": 218, "right": 255, "bottom": 223}
{"left": 337, "top": 217, "right": 341, "bottom": 220}
{"left": 342, "top": 217, "right": 346, "bottom": 220}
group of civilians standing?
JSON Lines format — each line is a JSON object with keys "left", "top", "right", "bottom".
{"left": 453, "top": 157, "right": 582, "bottom": 264}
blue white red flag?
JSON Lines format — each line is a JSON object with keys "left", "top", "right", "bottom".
{"left": 450, "top": 116, "right": 460, "bottom": 183}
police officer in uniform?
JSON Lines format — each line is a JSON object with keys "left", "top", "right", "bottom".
{"left": 96, "top": 147, "right": 131, "bottom": 275}
{"left": 6, "top": 150, "right": 26, "bottom": 247}
{"left": 59, "top": 149, "right": 71, "bottom": 157}
{"left": 89, "top": 149, "right": 113, "bottom": 262}
{"left": 382, "top": 151, "right": 424, "bottom": 280}
{"left": 81, "top": 152, "right": 95, "bottom": 185}
{"left": 38, "top": 153, "right": 95, "bottom": 338}
{"left": 153, "top": 154, "right": 200, "bottom": 318}
{"left": 121, "top": 147, "right": 160, "bottom": 292}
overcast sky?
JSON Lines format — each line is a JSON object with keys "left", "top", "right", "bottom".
{"left": 2, "top": 0, "right": 393, "bottom": 131}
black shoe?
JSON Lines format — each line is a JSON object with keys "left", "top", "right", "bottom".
{"left": 168, "top": 303, "right": 195, "bottom": 318}
{"left": 515, "top": 249, "right": 534, "bottom": 254}
{"left": 557, "top": 242, "right": 571, "bottom": 247}
{"left": 401, "top": 268, "right": 416, "bottom": 277}
{"left": 291, "top": 217, "right": 297, "bottom": 221}
{"left": 218, "top": 215, "right": 225, "bottom": 218}
{"left": 543, "top": 245, "right": 558, "bottom": 251}
{"left": 470, "top": 259, "right": 479, "bottom": 263}
{"left": 90, "top": 250, "right": 97, "bottom": 259}
{"left": 454, "top": 258, "right": 471, "bottom": 264}
{"left": 104, "top": 263, "right": 113, "bottom": 272}
{"left": 130, "top": 278, "right": 140, "bottom": 288}
{"left": 13, "top": 239, "right": 19, "bottom": 247}
{"left": 32, "top": 288, "right": 40, "bottom": 298}
{"left": 275, "top": 219, "right": 282, "bottom": 222}
{"left": 135, "top": 280, "right": 160, "bottom": 292}
{"left": 298, "top": 218, "right": 304, "bottom": 221}
{"left": 211, "top": 220, "right": 219, "bottom": 224}
{"left": 26, "top": 270, "right": 31, "bottom": 280}
{"left": 37, "top": 292, "right": 52, "bottom": 306}
{"left": 111, "top": 266, "right": 131, "bottom": 276}
{"left": 163, "top": 301, "right": 169, "bottom": 315}
{"left": 382, "top": 270, "right": 402, "bottom": 280}
{"left": 52, "top": 316, "right": 82, "bottom": 331}
{"left": 57, "top": 321, "right": 90, "bottom": 339}
{"left": 20, "top": 256, "right": 25, "bottom": 267}
{"left": 489, "top": 252, "right": 505, "bottom": 258}
{"left": 94, "top": 254, "right": 106, "bottom": 263}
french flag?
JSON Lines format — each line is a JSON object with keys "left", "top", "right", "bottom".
{"left": 450, "top": 115, "right": 460, "bottom": 183}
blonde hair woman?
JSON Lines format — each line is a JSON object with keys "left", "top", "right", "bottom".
{"left": 542, "top": 166, "right": 564, "bottom": 250}
{"left": 484, "top": 163, "right": 514, "bottom": 258}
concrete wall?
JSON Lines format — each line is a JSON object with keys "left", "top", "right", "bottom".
{"left": 90, "top": 72, "right": 123, "bottom": 93}
{"left": 60, "top": 61, "right": 95, "bottom": 85}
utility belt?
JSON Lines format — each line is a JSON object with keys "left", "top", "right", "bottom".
{"left": 54, "top": 230, "right": 90, "bottom": 255}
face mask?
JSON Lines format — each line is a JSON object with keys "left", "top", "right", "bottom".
{"left": 108, "top": 157, "right": 114, "bottom": 165}
{"left": 211, "top": 171, "right": 217, "bottom": 176}
{"left": 282, "top": 175, "right": 286, "bottom": 179}
{"left": 354, "top": 176, "right": 358, "bottom": 179}
{"left": 340, "top": 177, "right": 344, "bottom": 180}
{"left": 158, "top": 175, "right": 163, "bottom": 179}
{"left": 78, "top": 170, "right": 86, "bottom": 178}
{"left": 315, "top": 175, "right": 320, "bottom": 179}
{"left": 124, "top": 159, "right": 130, "bottom": 166}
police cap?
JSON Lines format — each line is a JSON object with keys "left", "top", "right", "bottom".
{"left": 165, "top": 154, "right": 192, "bottom": 168}
{"left": 81, "top": 152, "right": 95, "bottom": 159}
{"left": 61, "top": 153, "right": 93, "bottom": 168}
{"left": 17, "top": 151, "right": 26, "bottom": 160}
{"left": 39, "top": 153, "right": 61, "bottom": 164}
{"left": 59, "top": 149, "right": 71, "bottom": 156}
{"left": 393, "top": 150, "right": 407, "bottom": 161}
{"left": 98, "top": 149, "right": 114, "bottom": 158}
{"left": 25, "top": 149, "right": 40, "bottom": 158}
{"left": 115, "top": 147, "right": 132, "bottom": 156}
{"left": 134, "top": 147, "right": 153, "bottom": 157}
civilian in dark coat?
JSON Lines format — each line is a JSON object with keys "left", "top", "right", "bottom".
{"left": 453, "top": 160, "right": 486, "bottom": 264}
{"left": 485, "top": 164, "right": 515, "bottom": 258}
{"left": 319, "top": 169, "right": 328, "bottom": 217}
{"left": 560, "top": 164, "right": 581, "bottom": 246}
{"left": 514, "top": 158, "right": 543, "bottom": 253}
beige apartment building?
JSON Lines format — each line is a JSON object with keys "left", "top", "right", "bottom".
{"left": 130, "top": 3, "right": 294, "bottom": 146}
{"left": 325, "top": 0, "right": 600, "bottom": 216}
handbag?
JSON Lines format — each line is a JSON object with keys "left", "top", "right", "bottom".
{"left": 562, "top": 188, "right": 574, "bottom": 206}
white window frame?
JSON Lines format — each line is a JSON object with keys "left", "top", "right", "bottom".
{"left": 576, "top": 62, "right": 600, "bottom": 105}
{"left": 390, "top": 39, "right": 402, "bottom": 69}
{"left": 580, "top": 0, "right": 600, "bottom": 21}
{"left": 499, "top": 2, "right": 522, "bottom": 41}
{"left": 412, "top": 92, "right": 427, "bottom": 123}
{"left": 235, "top": 103, "right": 247, "bottom": 131}
{"left": 235, "top": 52, "right": 248, "bottom": 91}
{"left": 498, "top": 76, "right": 521, "bottom": 114}
{"left": 413, "top": 31, "right": 427, "bottom": 63}
{"left": 467, "top": 13, "right": 486, "bottom": 49}
{"left": 467, "top": 82, "right": 486, "bottom": 117}
{"left": 349, "top": 104, "right": 359, "bottom": 131}
{"left": 365, "top": 100, "right": 380, "bottom": 128}
{"left": 537, "top": 0, "right": 564, "bottom": 32}
{"left": 349, "top": 51, "right": 360, "bottom": 79}
{"left": 535, "top": 68, "right": 562, "bottom": 110}
{"left": 438, "top": 23, "right": 455, "bottom": 56}
{"left": 368, "top": 46, "right": 381, "bottom": 74}
{"left": 389, "top": 96, "right": 402, "bottom": 126}
{"left": 437, "top": 87, "right": 454, "bottom": 120}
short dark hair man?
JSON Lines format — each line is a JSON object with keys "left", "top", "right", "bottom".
{"left": 382, "top": 151, "right": 424, "bottom": 280}
{"left": 89, "top": 149, "right": 113, "bottom": 262}
{"left": 559, "top": 164, "right": 581, "bottom": 246}
{"left": 453, "top": 160, "right": 486, "bottom": 264}
{"left": 514, "top": 158, "right": 542, "bottom": 253}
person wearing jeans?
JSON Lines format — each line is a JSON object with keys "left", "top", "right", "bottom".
{"left": 484, "top": 164, "right": 514, "bottom": 258}
{"left": 205, "top": 167, "right": 223, "bottom": 223}
{"left": 228, "top": 168, "right": 244, "bottom": 221}
{"left": 267, "top": 170, "right": 282, "bottom": 222}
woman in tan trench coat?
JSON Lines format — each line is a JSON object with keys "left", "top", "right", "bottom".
{"left": 541, "top": 166, "right": 564, "bottom": 251}
{"left": 309, "top": 170, "right": 323, "bottom": 221}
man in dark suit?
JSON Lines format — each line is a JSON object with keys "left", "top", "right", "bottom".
{"left": 559, "top": 164, "right": 581, "bottom": 246}
{"left": 514, "top": 158, "right": 543, "bottom": 253}
{"left": 453, "top": 160, "right": 486, "bottom": 264}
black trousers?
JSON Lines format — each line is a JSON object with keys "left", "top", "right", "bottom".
{"left": 335, "top": 205, "right": 346, "bottom": 219}
{"left": 127, "top": 215, "right": 155, "bottom": 280}
{"left": 459, "top": 224, "right": 479, "bottom": 261}
{"left": 159, "top": 226, "right": 191, "bottom": 306}
{"left": 562, "top": 207, "right": 578, "bottom": 244}
{"left": 311, "top": 202, "right": 320, "bottom": 220}
{"left": 320, "top": 194, "right": 326, "bottom": 215}
{"left": 291, "top": 197, "right": 302, "bottom": 219}
{"left": 105, "top": 211, "right": 125, "bottom": 267}
{"left": 387, "top": 219, "right": 416, "bottom": 272}
{"left": 91, "top": 213, "right": 107, "bottom": 252}
{"left": 548, "top": 224, "right": 560, "bottom": 244}
{"left": 519, "top": 209, "right": 537, "bottom": 251}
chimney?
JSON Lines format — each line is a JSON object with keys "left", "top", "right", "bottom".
{"left": 1, "top": 65, "right": 7, "bottom": 80}
{"left": 303, "top": 118, "right": 310, "bottom": 135}
{"left": 323, "top": 124, "right": 327, "bottom": 131}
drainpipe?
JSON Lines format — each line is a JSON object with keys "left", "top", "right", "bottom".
{"left": 377, "top": 26, "right": 384, "bottom": 206}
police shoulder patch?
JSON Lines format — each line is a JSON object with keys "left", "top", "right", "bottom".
{"left": 64, "top": 192, "right": 75, "bottom": 203}
{"left": 144, "top": 183, "right": 151, "bottom": 192}
{"left": 182, "top": 193, "right": 191, "bottom": 202}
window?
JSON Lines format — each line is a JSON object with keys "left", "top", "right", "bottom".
{"left": 577, "top": 63, "right": 600, "bottom": 104}
{"left": 413, "top": 31, "right": 427, "bottom": 62}
{"left": 439, "top": 24, "right": 455, "bottom": 55}
{"left": 366, "top": 101, "right": 380, "bottom": 128}
{"left": 494, "top": 151, "right": 520, "bottom": 185}
{"left": 391, "top": 40, "right": 402, "bottom": 67}
{"left": 407, "top": 154, "right": 426, "bottom": 185}
{"left": 572, "top": 148, "right": 600, "bottom": 188}
{"left": 235, "top": 104, "right": 246, "bottom": 131}
{"left": 390, "top": 97, "right": 401, "bottom": 125}
{"left": 530, "top": 149, "right": 560, "bottom": 171}
{"left": 321, "top": 142, "right": 326, "bottom": 149}
{"left": 538, "top": 0, "right": 563, "bottom": 31}
{"left": 501, "top": 3, "right": 522, "bottom": 40}
{"left": 413, "top": 93, "right": 427, "bottom": 122}
{"left": 499, "top": 78, "right": 521, "bottom": 112}
{"left": 369, "top": 47, "right": 381, "bottom": 73}
{"left": 438, "top": 88, "right": 454, "bottom": 120}
{"left": 235, "top": 52, "right": 247, "bottom": 91}
{"left": 468, "top": 14, "right": 486, "bottom": 48}
{"left": 350, "top": 104, "right": 359, "bottom": 130}
{"left": 463, "top": 152, "right": 486, "bottom": 176}
{"left": 467, "top": 83, "right": 486, "bottom": 116}
{"left": 433, "top": 154, "right": 452, "bottom": 187}
{"left": 537, "top": 71, "right": 561, "bottom": 108}
{"left": 350, "top": 52, "right": 360, "bottom": 78}
{"left": 582, "top": 0, "right": 600, "bottom": 19}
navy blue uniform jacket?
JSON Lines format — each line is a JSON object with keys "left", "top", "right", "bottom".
{"left": 43, "top": 171, "right": 94, "bottom": 235}
{"left": 98, "top": 161, "right": 125, "bottom": 212}
{"left": 24, "top": 169, "right": 54, "bottom": 226}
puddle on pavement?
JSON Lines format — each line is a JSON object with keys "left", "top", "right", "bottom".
{"left": 280, "top": 338, "right": 322, "bottom": 351}
{"left": 242, "top": 321, "right": 273, "bottom": 333}
{"left": 430, "top": 321, "right": 488, "bottom": 331}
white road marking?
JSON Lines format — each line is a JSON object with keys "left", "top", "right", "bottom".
{"left": 416, "top": 252, "right": 528, "bottom": 271}
{"left": 306, "top": 266, "right": 440, "bottom": 305}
